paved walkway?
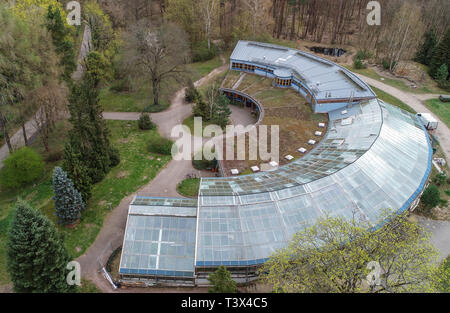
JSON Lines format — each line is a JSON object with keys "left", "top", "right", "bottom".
{"left": 72, "top": 23, "right": 92, "bottom": 80}
{"left": 78, "top": 63, "right": 235, "bottom": 292}
{"left": 0, "top": 119, "right": 37, "bottom": 169}
{"left": 356, "top": 74, "right": 450, "bottom": 161}
{"left": 0, "top": 24, "right": 92, "bottom": 169}
{"left": 413, "top": 215, "right": 450, "bottom": 262}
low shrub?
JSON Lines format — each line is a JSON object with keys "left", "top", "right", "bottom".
{"left": 432, "top": 173, "right": 447, "bottom": 186}
{"left": 420, "top": 184, "right": 440, "bottom": 214}
{"left": 109, "top": 147, "right": 121, "bottom": 167}
{"left": 185, "top": 80, "right": 201, "bottom": 103}
{"left": 382, "top": 59, "right": 397, "bottom": 71}
{"left": 138, "top": 113, "right": 156, "bottom": 130}
{"left": 45, "top": 150, "right": 63, "bottom": 163}
{"left": 147, "top": 137, "right": 174, "bottom": 155}
{"left": 355, "top": 50, "right": 372, "bottom": 61}
{"left": 110, "top": 77, "right": 131, "bottom": 93}
{"left": 192, "top": 40, "right": 218, "bottom": 62}
{"left": 353, "top": 58, "right": 365, "bottom": 69}
{"left": 192, "top": 152, "right": 217, "bottom": 170}
{"left": 143, "top": 102, "right": 170, "bottom": 113}
{"left": 0, "top": 147, "right": 45, "bottom": 189}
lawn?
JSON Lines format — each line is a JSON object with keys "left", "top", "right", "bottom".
{"left": 177, "top": 178, "right": 200, "bottom": 198}
{"left": 186, "top": 56, "right": 224, "bottom": 82}
{"left": 182, "top": 115, "right": 218, "bottom": 137}
{"left": 425, "top": 98, "right": 450, "bottom": 129}
{"left": 370, "top": 85, "right": 416, "bottom": 114}
{"left": 345, "top": 65, "right": 447, "bottom": 95}
{"left": 99, "top": 81, "right": 171, "bottom": 113}
{"left": 0, "top": 120, "right": 171, "bottom": 286}
{"left": 100, "top": 56, "right": 225, "bottom": 113}
{"left": 77, "top": 279, "right": 101, "bottom": 293}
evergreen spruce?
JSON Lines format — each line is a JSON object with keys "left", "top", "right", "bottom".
{"left": 421, "top": 184, "right": 441, "bottom": 211}
{"left": 436, "top": 64, "right": 449, "bottom": 88}
{"left": 138, "top": 113, "right": 156, "bottom": 130}
{"left": 430, "top": 28, "right": 450, "bottom": 79}
{"left": 64, "top": 77, "right": 119, "bottom": 185}
{"left": 62, "top": 142, "right": 93, "bottom": 202}
{"left": 52, "top": 167, "right": 85, "bottom": 225}
{"left": 185, "top": 79, "right": 201, "bottom": 103}
{"left": 208, "top": 265, "right": 237, "bottom": 293}
{"left": 7, "top": 200, "right": 73, "bottom": 293}
{"left": 46, "top": 5, "right": 76, "bottom": 82}
{"left": 416, "top": 29, "right": 438, "bottom": 66}
{"left": 212, "top": 94, "right": 232, "bottom": 129}
{"left": 193, "top": 97, "right": 210, "bottom": 121}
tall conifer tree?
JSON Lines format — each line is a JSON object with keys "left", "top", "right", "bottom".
{"left": 52, "top": 167, "right": 85, "bottom": 225}
{"left": 7, "top": 200, "right": 73, "bottom": 293}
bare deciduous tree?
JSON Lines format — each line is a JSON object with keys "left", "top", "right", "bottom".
{"left": 28, "top": 81, "right": 68, "bottom": 153}
{"left": 243, "top": 0, "right": 272, "bottom": 40}
{"left": 124, "top": 21, "right": 190, "bottom": 107}
{"left": 199, "top": 0, "right": 218, "bottom": 50}
{"left": 378, "top": 2, "right": 424, "bottom": 72}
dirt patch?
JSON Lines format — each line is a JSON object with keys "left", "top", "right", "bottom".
{"left": 116, "top": 171, "right": 130, "bottom": 179}
{"left": 0, "top": 283, "right": 13, "bottom": 293}
{"left": 431, "top": 206, "right": 450, "bottom": 221}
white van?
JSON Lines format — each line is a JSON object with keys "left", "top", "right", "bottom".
{"left": 416, "top": 113, "right": 438, "bottom": 130}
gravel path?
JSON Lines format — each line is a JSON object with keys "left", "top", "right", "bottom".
{"left": 356, "top": 74, "right": 450, "bottom": 161}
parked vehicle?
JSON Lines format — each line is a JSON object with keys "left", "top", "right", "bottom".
{"left": 439, "top": 95, "right": 450, "bottom": 102}
{"left": 416, "top": 113, "right": 438, "bottom": 130}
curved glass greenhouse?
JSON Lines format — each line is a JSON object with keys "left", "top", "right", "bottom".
{"left": 119, "top": 42, "right": 432, "bottom": 286}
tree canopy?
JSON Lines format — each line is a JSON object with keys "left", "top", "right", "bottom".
{"left": 124, "top": 21, "right": 190, "bottom": 106}
{"left": 0, "top": 147, "right": 45, "bottom": 189}
{"left": 208, "top": 265, "right": 238, "bottom": 293}
{"left": 7, "top": 199, "right": 73, "bottom": 293}
{"left": 52, "top": 166, "right": 85, "bottom": 226}
{"left": 261, "top": 212, "right": 444, "bottom": 293}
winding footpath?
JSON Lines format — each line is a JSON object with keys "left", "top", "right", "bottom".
{"left": 356, "top": 74, "right": 450, "bottom": 261}
{"left": 1, "top": 26, "right": 449, "bottom": 290}
{"left": 356, "top": 73, "right": 450, "bottom": 161}
{"left": 77, "top": 63, "right": 231, "bottom": 292}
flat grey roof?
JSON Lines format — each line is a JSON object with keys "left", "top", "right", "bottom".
{"left": 230, "top": 41, "right": 376, "bottom": 101}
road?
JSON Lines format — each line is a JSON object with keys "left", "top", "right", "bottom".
{"left": 356, "top": 73, "right": 450, "bottom": 160}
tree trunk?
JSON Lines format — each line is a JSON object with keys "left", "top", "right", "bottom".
{"left": 276, "top": 0, "right": 286, "bottom": 39}
{"left": 21, "top": 121, "right": 28, "bottom": 146}
{"left": 290, "top": 5, "right": 297, "bottom": 40}
{"left": 153, "top": 79, "right": 159, "bottom": 106}
{"left": 0, "top": 111, "right": 13, "bottom": 153}
{"left": 42, "top": 134, "right": 50, "bottom": 153}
